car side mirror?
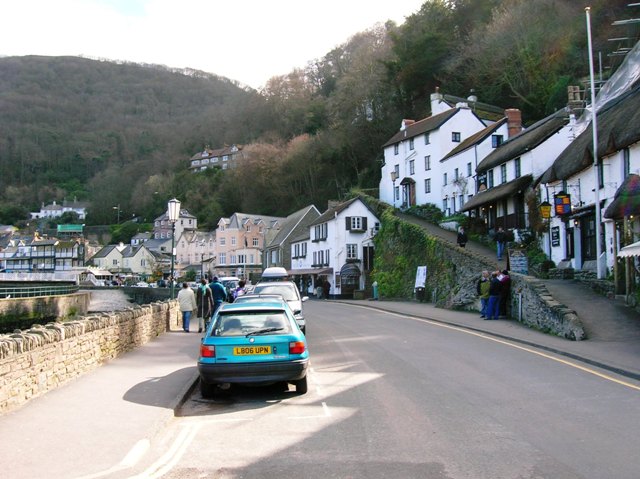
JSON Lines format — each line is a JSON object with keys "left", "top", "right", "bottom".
{"left": 301, "top": 296, "right": 309, "bottom": 302}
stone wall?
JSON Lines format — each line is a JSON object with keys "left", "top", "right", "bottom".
{"left": 442, "top": 243, "right": 585, "bottom": 341}
{"left": 0, "top": 300, "right": 181, "bottom": 414}
{"left": 0, "top": 292, "right": 91, "bottom": 331}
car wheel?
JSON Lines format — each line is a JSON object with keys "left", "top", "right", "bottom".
{"left": 200, "top": 379, "right": 217, "bottom": 398}
{"left": 294, "top": 375, "right": 308, "bottom": 394}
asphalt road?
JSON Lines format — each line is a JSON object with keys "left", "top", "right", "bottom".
{"left": 112, "top": 301, "right": 640, "bottom": 479}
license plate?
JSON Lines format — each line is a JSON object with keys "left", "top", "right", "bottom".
{"left": 233, "top": 346, "right": 271, "bottom": 356}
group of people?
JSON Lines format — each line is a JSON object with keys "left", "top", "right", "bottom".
{"left": 176, "top": 277, "right": 248, "bottom": 333}
{"left": 476, "top": 269, "right": 511, "bottom": 320}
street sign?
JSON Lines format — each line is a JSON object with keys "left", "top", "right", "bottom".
{"left": 507, "top": 249, "right": 528, "bottom": 274}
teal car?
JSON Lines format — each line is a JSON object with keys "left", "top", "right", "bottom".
{"left": 198, "top": 301, "right": 309, "bottom": 398}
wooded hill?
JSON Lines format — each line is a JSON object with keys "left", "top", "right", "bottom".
{"left": 0, "top": 0, "right": 632, "bottom": 230}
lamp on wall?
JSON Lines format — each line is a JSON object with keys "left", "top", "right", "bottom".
{"left": 167, "top": 198, "right": 181, "bottom": 299}
{"left": 390, "top": 171, "right": 398, "bottom": 208}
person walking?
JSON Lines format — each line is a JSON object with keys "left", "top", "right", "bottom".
{"left": 457, "top": 226, "right": 468, "bottom": 248}
{"left": 476, "top": 270, "right": 490, "bottom": 318}
{"left": 323, "top": 279, "right": 331, "bottom": 300}
{"left": 486, "top": 271, "right": 502, "bottom": 320}
{"left": 177, "top": 282, "right": 197, "bottom": 332}
{"left": 498, "top": 269, "right": 511, "bottom": 318}
{"left": 196, "top": 278, "right": 214, "bottom": 333}
{"left": 495, "top": 227, "right": 506, "bottom": 260}
{"left": 210, "top": 276, "right": 227, "bottom": 317}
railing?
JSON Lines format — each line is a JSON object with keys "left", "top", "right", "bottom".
{"left": 0, "top": 284, "right": 80, "bottom": 299}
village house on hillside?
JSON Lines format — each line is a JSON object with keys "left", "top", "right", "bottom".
{"left": 214, "top": 212, "right": 284, "bottom": 280}
{"left": 188, "top": 144, "right": 245, "bottom": 172}
{"left": 289, "top": 197, "right": 380, "bottom": 298}
{"left": 30, "top": 198, "right": 88, "bottom": 220}
{"left": 379, "top": 88, "right": 512, "bottom": 212}
{"left": 540, "top": 81, "right": 640, "bottom": 276}
{"left": 462, "top": 109, "right": 575, "bottom": 233}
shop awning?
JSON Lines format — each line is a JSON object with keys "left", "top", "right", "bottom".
{"left": 339, "top": 263, "right": 361, "bottom": 278}
{"left": 618, "top": 240, "right": 640, "bottom": 258}
{"left": 287, "top": 267, "right": 333, "bottom": 276}
{"left": 604, "top": 174, "right": 640, "bottom": 220}
{"left": 461, "top": 174, "right": 533, "bottom": 212}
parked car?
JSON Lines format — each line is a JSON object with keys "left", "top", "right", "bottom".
{"left": 198, "top": 301, "right": 309, "bottom": 398}
{"left": 133, "top": 281, "right": 150, "bottom": 287}
{"left": 251, "top": 281, "right": 308, "bottom": 334}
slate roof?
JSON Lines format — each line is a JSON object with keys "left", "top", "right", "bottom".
{"left": 541, "top": 82, "right": 640, "bottom": 183}
{"left": 382, "top": 109, "right": 460, "bottom": 147}
{"left": 461, "top": 175, "right": 533, "bottom": 212}
{"left": 310, "top": 197, "right": 378, "bottom": 226}
{"left": 267, "top": 206, "right": 320, "bottom": 248}
{"left": 477, "top": 110, "right": 570, "bottom": 174}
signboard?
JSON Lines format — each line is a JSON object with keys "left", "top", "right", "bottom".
{"left": 554, "top": 192, "right": 572, "bottom": 216}
{"left": 551, "top": 226, "right": 560, "bottom": 247}
{"left": 415, "top": 266, "right": 427, "bottom": 288}
{"left": 507, "top": 249, "right": 528, "bottom": 274}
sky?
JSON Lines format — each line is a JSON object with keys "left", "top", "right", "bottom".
{"left": 2, "top": 0, "right": 425, "bottom": 89}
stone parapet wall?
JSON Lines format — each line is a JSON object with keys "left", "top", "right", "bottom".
{"left": 441, "top": 242, "right": 585, "bottom": 341}
{"left": 0, "top": 300, "right": 180, "bottom": 414}
{"left": 507, "top": 274, "right": 585, "bottom": 341}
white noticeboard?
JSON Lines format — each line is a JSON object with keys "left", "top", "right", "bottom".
{"left": 415, "top": 266, "right": 427, "bottom": 288}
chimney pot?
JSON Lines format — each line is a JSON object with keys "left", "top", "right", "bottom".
{"left": 505, "top": 109, "right": 522, "bottom": 137}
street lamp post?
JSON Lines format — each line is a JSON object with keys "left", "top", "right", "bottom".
{"left": 167, "top": 198, "right": 181, "bottom": 299}
{"left": 112, "top": 204, "right": 121, "bottom": 224}
{"left": 390, "top": 171, "right": 398, "bottom": 208}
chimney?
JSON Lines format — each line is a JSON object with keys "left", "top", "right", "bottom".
{"left": 430, "top": 86, "right": 447, "bottom": 115}
{"left": 505, "top": 109, "right": 522, "bottom": 137}
{"left": 400, "top": 119, "right": 415, "bottom": 131}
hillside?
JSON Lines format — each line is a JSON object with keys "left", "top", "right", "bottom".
{"left": 0, "top": 56, "right": 266, "bottom": 224}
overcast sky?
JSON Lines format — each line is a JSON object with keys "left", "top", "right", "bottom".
{"left": 2, "top": 0, "right": 425, "bottom": 89}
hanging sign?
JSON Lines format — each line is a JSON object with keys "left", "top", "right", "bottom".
{"left": 540, "top": 201, "right": 552, "bottom": 219}
{"left": 554, "top": 192, "right": 572, "bottom": 216}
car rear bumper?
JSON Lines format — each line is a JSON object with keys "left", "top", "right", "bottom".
{"left": 198, "top": 358, "right": 309, "bottom": 385}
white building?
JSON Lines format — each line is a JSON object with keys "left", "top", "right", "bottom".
{"left": 290, "top": 197, "right": 380, "bottom": 298}
{"left": 540, "top": 82, "right": 640, "bottom": 275}
{"left": 379, "top": 88, "right": 507, "bottom": 212}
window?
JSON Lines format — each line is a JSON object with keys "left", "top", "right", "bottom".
{"left": 443, "top": 197, "right": 448, "bottom": 212}
{"left": 346, "top": 244, "right": 358, "bottom": 260}
{"left": 598, "top": 158, "right": 604, "bottom": 189}
{"left": 500, "top": 164, "right": 507, "bottom": 184}
{"left": 443, "top": 172, "right": 448, "bottom": 186}
{"left": 488, "top": 169, "right": 494, "bottom": 188}
{"left": 452, "top": 132, "right": 461, "bottom": 142}
{"left": 459, "top": 195, "right": 464, "bottom": 209}
{"left": 623, "top": 148, "right": 630, "bottom": 177}
{"left": 424, "top": 132, "right": 430, "bottom": 144}
{"left": 467, "top": 162, "right": 472, "bottom": 177}
{"left": 394, "top": 164, "right": 400, "bottom": 177}
{"left": 394, "top": 144, "right": 399, "bottom": 155}
{"left": 347, "top": 216, "right": 367, "bottom": 231}
{"left": 219, "top": 237, "right": 226, "bottom": 246}
{"left": 314, "top": 223, "right": 328, "bottom": 241}
{"left": 409, "top": 159, "right": 415, "bottom": 175}
{"left": 238, "top": 254, "right": 246, "bottom": 264}
{"left": 425, "top": 156, "right": 431, "bottom": 171}
{"left": 231, "top": 237, "right": 236, "bottom": 246}
{"left": 514, "top": 158, "right": 521, "bottom": 178}
{"left": 492, "top": 135, "right": 504, "bottom": 148}
{"left": 425, "top": 178, "right": 431, "bottom": 193}
{"left": 409, "top": 138, "right": 414, "bottom": 150}
{"left": 252, "top": 238, "right": 259, "bottom": 247}
{"left": 219, "top": 253, "right": 226, "bottom": 264}
{"left": 454, "top": 168, "right": 459, "bottom": 181}
{"left": 395, "top": 186, "right": 399, "bottom": 200}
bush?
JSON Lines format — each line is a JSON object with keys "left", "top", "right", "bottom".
{"left": 406, "top": 203, "right": 444, "bottom": 224}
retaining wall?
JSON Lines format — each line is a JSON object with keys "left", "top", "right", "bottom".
{"left": 0, "top": 300, "right": 181, "bottom": 414}
{"left": 0, "top": 292, "right": 91, "bottom": 330}
{"left": 441, "top": 243, "right": 585, "bottom": 341}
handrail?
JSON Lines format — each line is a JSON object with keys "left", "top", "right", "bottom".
{"left": 0, "top": 285, "right": 80, "bottom": 299}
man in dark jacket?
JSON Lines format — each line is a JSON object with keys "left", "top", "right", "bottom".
{"left": 210, "top": 277, "right": 227, "bottom": 317}
{"left": 498, "top": 269, "right": 511, "bottom": 318}
{"left": 486, "top": 271, "right": 502, "bottom": 320}
{"left": 457, "top": 227, "right": 468, "bottom": 248}
{"left": 196, "top": 279, "right": 213, "bottom": 333}
{"left": 495, "top": 227, "right": 506, "bottom": 260}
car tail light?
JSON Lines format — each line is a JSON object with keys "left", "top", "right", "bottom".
{"left": 289, "top": 341, "right": 306, "bottom": 354}
{"left": 200, "top": 344, "right": 215, "bottom": 358}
